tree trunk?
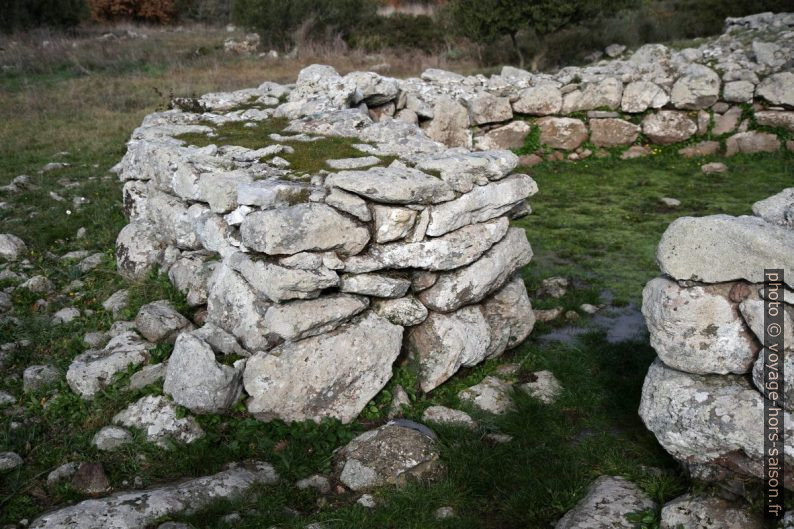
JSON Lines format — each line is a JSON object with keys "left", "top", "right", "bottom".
{"left": 510, "top": 31, "right": 525, "bottom": 69}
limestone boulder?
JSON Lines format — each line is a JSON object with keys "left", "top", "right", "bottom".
{"left": 656, "top": 215, "right": 794, "bottom": 288}
{"left": 206, "top": 263, "right": 271, "bottom": 351}
{"left": 621, "top": 81, "right": 669, "bottom": 113}
{"left": 589, "top": 118, "right": 640, "bottom": 148}
{"left": 512, "top": 85, "right": 562, "bottom": 115}
{"left": 426, "top": 174, "right": 537, "bottom": 236}
{"left": 0, "top": 234, "right": 27, "bottom": 261}
{"left": 407, "top": 306, "right": 491, "bottom": 392}
{"left": 67, "top": 332, "right": 155, "bottom": 398}
{"left": 670, "top": 64, "right": 720, "bottom": 109}
{"left": 419, "top": 228, "right": 533, "bottom": 312}
{"left": 425, "top": 96, "right": 471, "bottom": 148}
{"left": 757, "top": 72, "right": 794, "bottom": 107}
{"left": 480, "top": 276, "right": 534, "bottom": 358}
{"left": 163, "top": 332, "right": 244, "bottom": 414}
{"left": 537, "top": 117, "right": 588, "bottom": 150}
{"left": 371, "top": 296, "right": 428, "bottom": 326}
{"left": 116, "top": 221, "right": 166, "bottom": 281}
{"left": 660, "top": 494, "right": 762, "bottom": 529}
{"left": 725, "top": 131, "right": 781, "bottom": 156}
{"left": 641, "top": 277, "right": 758, "bottom": 375}
{"left": 555, "top": 476, "right": 655, "bottom": 529}
{"left": 642, "top": 111, "right": 697, "bottom": 144}
{"left": 243, "top": 312, "right": 402, "bottom": 423}
{"left": 113, "top": 395, "right": 205, "bottom": 446}
{"left": 639, "top": 359, "right": 794, "bottom": 488}
{"left": 343, "top": 218, "right": 509, "bottom": 273}
{"left": 326, "top": 163, "right": 455, "bottom": 205}
{"left": 464, "top": 92, "right": 513, "bottom": 125}
{"left": 263, "top": 294, "right": 369, "bottom": 342}
{"left": 240, "top": 204, "right": 369, "bottom": 256}
{"left": 134, "top": 300, "right": 193, "bottom": 344}
{"left": 474, "top": 121, "right": 530, "bottom": 151}
{"left": 414, "top": 150, "right": 519, "bottom": 193}
{"left": 752, "top": 187, "right": 794, "bottom": 228}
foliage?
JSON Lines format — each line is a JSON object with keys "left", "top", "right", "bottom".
{"left": 351, "top": 13, "right": 446, "bottom": 52}
{"left": 230, "top": 0, "right": 379, "bottom": 49}
{"left": 88, "top": 0, "right": 184, "bottom": 23}
{"left": 0, "top": 0, "right": 88, "bottom": 32}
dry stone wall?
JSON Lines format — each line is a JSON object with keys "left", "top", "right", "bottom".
{"left": 114, "top": 67, "right": 538, "bottom": 425}
{"left": 639, "top": 187, "right": 794, "bottom": 489}
{"left": 363, "top": 12, "right": 793, "bottom": 160}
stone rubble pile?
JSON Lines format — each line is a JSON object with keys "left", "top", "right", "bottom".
{"left": 639, "top": 186, "right": 794, "bottom": 489}
{"left": 114, "top": 63, "right": 538, "bottom": 424}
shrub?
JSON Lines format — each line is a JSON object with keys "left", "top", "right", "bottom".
{"left": 350, "top": 14, "right": 446, "bottom": 52}
{"left": 1, "top": 0, "right": 88, "bottom": 32}
{"left": 88, "top": 0, "right": 184, "bottom": 23}
{"left": 231, "top": 0, "right": 379, "bottom": 49}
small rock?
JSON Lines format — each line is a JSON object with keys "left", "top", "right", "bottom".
{"left": 21, "top": 275, "right": 53, "bottom": 293}
{"left": 485, "top": 433, "right": 513, "bottom": 443}
{"left": 47, "top": 462, "right": 80, "bottom": 486}
{"left": 555, "top": 476, "right": 655, "bottom": 528}
{"left": 579, "top": 303, "right": 600, "bottom": 314}
{"left": 102, "top": 289, "right": 129, "bottom": 319}
{"left": 92, "top": 426, "right": 133, "bottom": 451}
{"left": 458, "top": 376, "right": 514, "bottom": 415}
{"left": 128, "top": 363, "right": 167, "bottom": 391}
{"left": 659, "top": 197, "right": 681, "bottom": 208}
{"left": 520, "top": 371, "right": 562, "bottom": 404}
{"left": 52, "top": 307, "right": 80, "bottom": 324}
{"left": 71, "top": 462, "right": 111, "bottom": 496}
{"left": 0, "top": 390, "right": 16, "bottom": 406}
{"left": 23, "top": 364, "right": 60, "bottom": 392}
{"left": 134, "top": 300, "right": 193, "bottom": 343}
{"left": 620, "top": 145, "right": 650, "bottom": 159}
{"left": 357, "top": 494, "right": 376, "bottom": 508}
{"left": 660, "top": 493, "right": 762, "bottom": 529}
{"left": 83, "top": 331, "right": 110, "bottom": 349}
{"left": 701, "top": 162, "right": 728, "bottom": 174}
{"left": 0, "top": 234, "right": 27, "bottom": 261}
{"left": 534, "top": 307, "right": 564, "bottom": 322}
{"left": 296, "top": 474, "right": 331, "bottom": 494}
{"left": 0, "top": 452, "right": 23, "bottom": 471}
{"left": 422, "top": 405, "right": 477, "bottom": 429}
{"left": 537, "top": 277, "right": 568, "bottom": 298}
{"left": 387, "top": 384, "right": 411, "bottom": 418}
{"left": 434, "top": 506, "right": 455, "bottom": 519}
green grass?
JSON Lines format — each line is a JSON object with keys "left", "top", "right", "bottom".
{"left": 176, "top": 118, "right": 380, "bottom": 175}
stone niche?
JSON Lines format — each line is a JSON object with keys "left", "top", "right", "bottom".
{"left": 114, "top": 64, "right": 537, "bottom": 424}
{"left": 639, "top": 187, "right": 794, "bottom": 488}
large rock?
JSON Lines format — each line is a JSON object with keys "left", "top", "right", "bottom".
{"left": 536, "top": 117, "right": 588, "bottom": 150}
{"left": 660, "top": 494, "right": 762, "bottom": 529}
{"left": 638, "top": 359, "right": 794, "bottom": 488}
{"left": 425, "top": 96, "right": 471, "bottom": 148}
{"left": 113, "top": 395, "right": 205, "bottom": 445}
{"left": 480, "top": 276, "right": 534, "bottom": 358}
{"left": 656, "top": 215, "right": 794, "bottom": 288}
{"left": 372, "top": 296, "right": 428, "bottom": 326}
{"left": 344, "top": 71, "right": 399, "bottom": 106}
{"left": 240, "top": 204, "right": 369, "bottom": 256}
{"left": 756, "top": 72, "right": 794, "bottom": 107}
{"left": 333, "top": 421, "right": 444, "bottom": 491}
{"left": 343, "top": 218, "right": 510, "bottom": 273}
{"left": 206, "top": 263, "right": 271, "bottom": 351}
{"left": 725, "top": 131, "right": 780, "bottom": 156}
{"left": 474, "top": 121, "right": 531, "bottom": 151}
{"left": 565, "top": 78, "right": 623, "bottom": 112}
{"left": 168, "top": 254, "right": 215, "bottom": 307}
{"left": 426, "top": 174, "right": 537, "bottom": 236}
{"left": 414, "top": 150, "right": 518, "bottom": 194}
{"left": 0, "top": 234, "right": 26, "bottom": 261}
{"left": 752, "top": 187, "right": 794, "bottom": 228}
{"left": 325, "top": 163, "right": 455, "bottom": 205}
{"left": 459, "top": 375, "right": 514, "bottom": 414}
{"left": 512, "top": 85, "right": 562, "bottom": 115}
{"left": 407, "top": 306, "right": 492, "bottom": 392}
{"left": 670, "top": 64, "right": 720, "bottom": 109}
{"left": 29, "top": 462, "right": 278, "bottom": 529}
{"left": 589, "top": 118, "right": 640, "bottom": 148}
{"left": 642, "top": 111, "right": 697, "bottom": 144}
{"left": 134, "top": 300, "right": 193, "bottom": 344}
{"left": 418, "top": 228, "right": 533, "bottom": 312}
{"left": 723, "top": 80, "right": 755, "bottom": 103}
{"left": 67, "top": 332, "right": 155, "bottom": 398}
{"left": 163, "top": 332, "right": 244, "bottom": 414}
{"left": 621, "top": 81, "right": 669, "bottom": 113}
{"left": 243, "top": 312, "right": 402, "bottom": 423}
{"left": 372, "top": 205, "right": 417, "bottom": 243}
{"left": 555, "top": 476, "right": 655, "bottom": 529}
{"left": 464, "top": 92, "right": 513, "bottom": 125}
{"left": 227, "top": 252, "right": 339, "bottom": 303}
{"left": 339, "top": 273, "right": 411, "bottom": 298}
{"left": 23, "top": 365, "right": 60, "bottom": 392}
{"left": 263, "top": 294, "right": 369, "bottom": 342}
{"left": 754, "top": 111, "right": 794, "bottom": 132}
{"left": 116, "top": 221, "right": 166, "bottom": 280}
{"left": 641, "top": 277, "right": 758, "bottom": 375}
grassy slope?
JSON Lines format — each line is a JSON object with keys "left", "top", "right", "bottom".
{"left": 1, "top": 27, "right": 792, "bottom": 528}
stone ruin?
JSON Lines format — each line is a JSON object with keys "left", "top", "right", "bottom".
{"left": 114, "top": 68, "right": 537, "bottom": 424}
{"left": 639, "top": 186, "right": 794, "bottom": 489}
